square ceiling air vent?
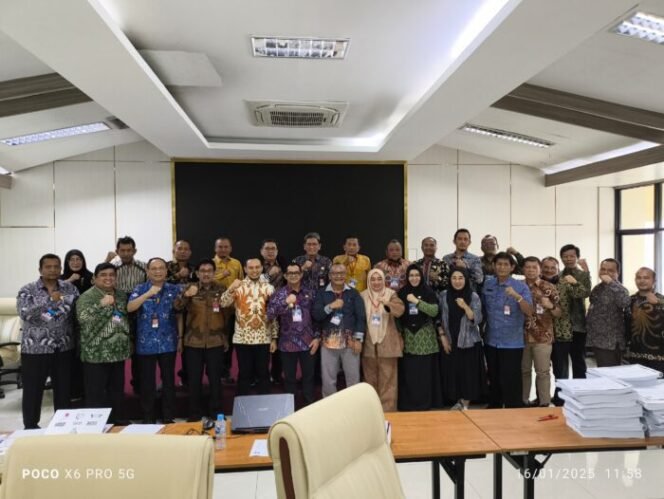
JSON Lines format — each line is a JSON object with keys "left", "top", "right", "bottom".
{"left": 248, "top": 101, "right": 348, "bottom": 128}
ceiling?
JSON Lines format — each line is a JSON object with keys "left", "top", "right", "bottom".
{"left": 1, "top": 0, "right": 662, "bottom": 182}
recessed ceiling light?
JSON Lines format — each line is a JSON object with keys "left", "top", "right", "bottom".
{"left": 613, "top": 11, "right": 664, "bottom": 45}
{"left": 0, "top": 122, "right": 110, "bottom": 146}
{"left": 460, "top": 124, "right": 554, "bottom": 148}
{"left": 251, "top": 36, "right": 349, "bottom": 59}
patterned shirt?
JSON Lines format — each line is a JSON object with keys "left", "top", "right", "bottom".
{"left": 414, "top": 257, "right": 450, "bottom": 292}
{"left": 482, "top": 276, "right": 533, "bottom": 349}
{"left": 16, "top": 279, "right": 79, "bottom": 354}
{"left": 114, "top": 259, "right": 147, "bottom": 295}
{"left": 401, "top": 301, "right": 439, "bottom": 355}
{"left": 442, "top": 251, "right": 483, "bottom": 288}
{"left": 524, "top": 279, "right": 560, "bottom": 344}
{"left": 586, "top": 281, "right": 631, "bottom": 350}
{"left": 626, "top": 293, "right": 664, "bottom": 364}
{"left": 129, "top": 282, "right": 183, "bottom": 355}
{"left": 543, "top": 276, "right": 588, "bottom": 342}
{"left": 219, "top": 278, "right": 276, "bottom": 344}
{"left": 293, "top": 254, "right": 332, "bottom": 291}
{"left": 76, "top": 287, "right": 131, "bottom": 363}
{"left": 267, "top": 285, "right": 318, "bottom": 352}
{"left": 182, "top": 282, "right": 227, "bottom": 349}
{"left": 373, "top": 258, "right": 411, "bottom": 291}
{"left": 166, "top": 260, "right": 196, "bottom": 284}
{"left": 312, "top": 284, "right": 366, "bottom": 349}
{"left": 560, "top": 267, "right": 591, "bottom": 333}
{"left": 213, "top": 256, "right": 244, "bottom": 289}
{"left": 332, "top": 254, "right": 372, "bottom": 292}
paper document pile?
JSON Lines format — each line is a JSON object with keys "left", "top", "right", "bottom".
{"left": 556, "top": 377, "right": 644, "bottom": 438}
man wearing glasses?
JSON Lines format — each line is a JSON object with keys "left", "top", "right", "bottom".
{"left": 313, "top": 264, "right": 366, "bottom": 397}
{"left": 267, "top": 263, "right": 319, "bottom": 404}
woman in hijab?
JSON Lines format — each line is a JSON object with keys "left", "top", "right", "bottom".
{"left": 439, "top": 267, "right": 486, "bottom": 410}
{"left": 397, "top": 264, "right": 442, "bottom": 410}
{"left": 361, "top": 268, "right": 405, "bottom": 411}
{"left": 61, "top": 249, "right": 93, "bottom": 401}
{"left": 61, "top": 249, "right": 94, "bottom": 294}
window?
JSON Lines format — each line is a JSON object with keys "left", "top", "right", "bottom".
{"left": 616, "top": 183, "right": 663, "bottom": 293}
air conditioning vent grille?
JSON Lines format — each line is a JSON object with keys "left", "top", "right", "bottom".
{"left": 270, "top": 111, "right": 327, "bottom": 127}
{"left": 248, "top": 101, "right": 348, "bottom": 128}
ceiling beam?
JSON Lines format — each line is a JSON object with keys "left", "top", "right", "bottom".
{"left": 493, "top": 95, "right": 664, "bottom": 143}
{"left": 545, "top": 145, "right": 664, "bottom": 186}
{"left": 0, "top": 73, "right": 92, "bottom": 118}
{"left": 510, "top": 84, "right": 664, "bottom": 131}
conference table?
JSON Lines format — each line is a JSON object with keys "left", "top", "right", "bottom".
{"left": 463, "top": 407, "right": 664, "bottom": 499}
{"left": 159, "top": 411, "right": 500, "bottom": 499}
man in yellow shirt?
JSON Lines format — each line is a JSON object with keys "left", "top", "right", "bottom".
{"left": 212, "top": 236, "right": 244, "bottom": 382}
{"left": 333, "top": 236, "right": 371, "bottom": 292}
{"left": 213, "top": 237, "right": 244, "bottom": 287}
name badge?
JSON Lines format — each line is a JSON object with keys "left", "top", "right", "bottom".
{"left": 111, "top": 310, "right": 123, "bottom": 325}
{"left": 389, "top": 277, "right": 399, "bottom": 289}
{"left": 349, "top": 278, "right": 357, "bottom": 288}
{"left": 151, "top": 314, "right": 159, "bottom": 329}
{"left": 503, "top": 305, "right": 511, "bottom": 316}
{"left": 319, "top": 277, "right": 326, "bottom": 288}
{"left": 408, "top": 303, "right": 418, "bottom": 315}
{"left": 212, "top": 298, "right": 220, "bottom": 313}
{"left": 41, "top": 309, "right": 56, "bottom": 322}
{"left": 330, "top": 312, "right": 343, "bottom": 326}
{"left": 292, "top": 306, "right": 303, "bottom": 323}
{"left": 536, "top": 303, "right": 544, "bottom": 315}
{"left": 371, "top": 313, "right": 381, "bottom": 326}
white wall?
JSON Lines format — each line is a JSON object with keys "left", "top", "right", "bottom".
{"left": 407, "top": 145, "right": 615, "bottom": 279}
{"left": 0, "top": 141, "right": 616, "bottom": 297}
{"left": 0, "top": 141, "right": 172, "bottom": 297}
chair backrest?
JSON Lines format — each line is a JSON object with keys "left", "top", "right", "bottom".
{"left": 0, "top": 434, "right": 214, "bottom": 499}
{"left": 0, "top": 298, "right": 21, "bottom": 365}
{"left": 268, "top": 383, "right": 405, "bottom": 499}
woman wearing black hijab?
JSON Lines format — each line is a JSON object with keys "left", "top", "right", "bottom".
{"left": 397, "top": 264, "right": 442, "bottom": 410}
{"left": 438, "top": 267, "right": 486, "bottom": 410}
{"left": 61, "top": 249, "right": 93, "bottom": 401}
{"left": 61, "top": 249, "right": 94, "bottom": 294}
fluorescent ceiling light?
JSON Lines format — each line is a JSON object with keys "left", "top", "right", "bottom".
{"left": 0, "top": 166, "right": 10, "bottom": 175}
{"left": 0, "top": 122, "right": 110, "bottom": 146}
{"left": 460, "top": 124, "right": 554, "bottom": 148}
{"left": 251, "top": 37, "right": 349, "bottom": 59}
{"left": 613, "top": 11, "right": 664, "bottom": 45}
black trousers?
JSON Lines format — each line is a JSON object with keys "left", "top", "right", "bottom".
{"left": 21, "top": 350, "right": 72, "bottom": 429}
{"left": 570, "top": 331, "right": 587, "bottom": 378}
{"left": 83, "top": 361, "right": 125, "bottom": 423}
{"left": 185, "top": 346, "right": 224, "bottom": 419}
{"left": 281, "top": 350, "right": 315, "bottom": 404}
{"left": 235, "top": 344, "right": 270, "bottom": 396}
{"left": 222, "top": 315, "right": 236, "bottom": 378}
{"left": 485, "top": 345, "right": 524, "bottom": 409}
{"left": 139, "top": 352, "right": 176, "bottom": 422}
{"left": 551, "top": 341, "right": 571, "bottom": 405}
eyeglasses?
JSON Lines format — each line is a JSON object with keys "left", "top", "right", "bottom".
{"left": 285, "top": 272, "right": 301, "bottom": 276}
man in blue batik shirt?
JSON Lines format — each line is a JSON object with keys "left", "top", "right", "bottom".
{"left": 482, "top": 252, "right": 533, "bottom": 408}
{"left": 128, "top": 257, "right": 184, "bottom": 423}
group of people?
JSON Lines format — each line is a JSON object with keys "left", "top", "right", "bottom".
{"left": 15, "top": 230, "right": 664, "bottom": 429}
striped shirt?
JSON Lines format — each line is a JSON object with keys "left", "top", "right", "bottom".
{"left": 114, "top": 260, "right": 147, "bottom": 295}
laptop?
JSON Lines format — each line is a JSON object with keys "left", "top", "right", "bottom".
{"left": 231, "top": 394, "right": 295, "bottom": 434}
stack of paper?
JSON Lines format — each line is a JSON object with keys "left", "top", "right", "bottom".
{"left": 556, "top": 378, "right": 645, "bottom": 438}
{"left": 635, "top": 382, "right": 664, "bottom": 437}
{"left": 587, "top": 364, "right": 663, "bottom": 388}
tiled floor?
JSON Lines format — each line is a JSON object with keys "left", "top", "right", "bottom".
{"left": 2, "top": 383, "right": 664, "bottom": 498}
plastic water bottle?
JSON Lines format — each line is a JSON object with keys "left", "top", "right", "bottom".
{"left": 214, "top": 414, "right": 227, "bottom": 450}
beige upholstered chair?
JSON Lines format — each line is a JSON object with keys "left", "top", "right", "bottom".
{"left": 0, "top": 298, "right": 22, "bottom": 397}
{"left": 268, "top": 382, "right": 405, "bottom": 499}
{"left": 0, "top": 434, "right": 214, "bottom": 499}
